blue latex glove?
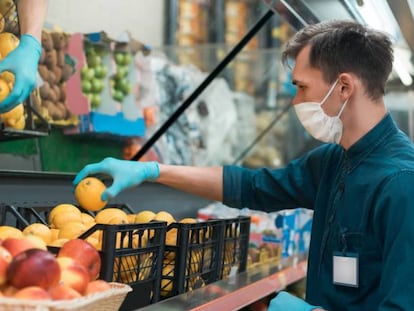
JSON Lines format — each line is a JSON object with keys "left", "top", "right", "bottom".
{"left": 0, "top": 34, "right": 41, "bottom": 113}
{"left": 269, "top": 291, "right": 321, "bottom": 311}
{"left": 73, "top": 157, "right": 160, "bottom": 201}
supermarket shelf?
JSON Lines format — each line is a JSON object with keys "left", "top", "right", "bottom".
{"left": 139, "top": 255, "right": 307, "bottom": 311}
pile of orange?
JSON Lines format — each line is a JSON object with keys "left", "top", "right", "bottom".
{"left": 0, "top": 31, "right": 25, "bottom": 129}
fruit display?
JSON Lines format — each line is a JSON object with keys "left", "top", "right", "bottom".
{"left": 36, "top": 30, "right": 77, "bottom": 125}
{"left": 0, "top": 231, "right": 119, "bottom": 303}
{"left": 81, "top": 41, "right": 110, "bottom": 110}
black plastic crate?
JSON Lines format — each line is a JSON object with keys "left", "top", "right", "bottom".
{"left": 218, "top": 216, "right": 251, "bottom": 279}
{"left": 76, "top": 222, "right": 166, "bottom": 310}
{"left": 160, "top": 219, "right": 223, "bottom": 299}
{"left": 0, "top": 204, "right": 167, "bottom": 311}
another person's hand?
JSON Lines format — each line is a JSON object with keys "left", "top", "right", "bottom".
{"left": 0, "top": 34, "right": 41, "bottom": 113}
{"left": 73, "top": 157, "right": 160, "bottom": 201}
{"left": 268, "top": 291, "right": 322, "bottom": 311}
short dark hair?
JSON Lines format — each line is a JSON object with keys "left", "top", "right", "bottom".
{"left": 282, "top": 20, "right": 394, "bottom": 100}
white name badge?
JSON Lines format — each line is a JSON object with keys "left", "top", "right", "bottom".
{"left": 333, "top": 252, "right": 359, "bottom": 288}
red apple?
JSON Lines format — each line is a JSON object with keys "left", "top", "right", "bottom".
{"left": 48, "top": 284, "right": 82, "bottom": 300}
{"left": 2, "top": 237, "right": 38, "bottom": 257}
{"left": 13, "top": 286, "right": 51, "bottom": 300}
{"left": 7, "top": 248, "right": 61, "bottom": 289}
{"left": 85, "top": 279, "right": 111, "bottom": 295}
{"left": 0, "top": 245, "right": 12, "bottom": 285}
{"left": 57, "top": 256, "right": 90, "bottom": 294}
{"left": 58, "top": 239, "right": 101, "bottom": 281}
{"left": 1, "top": 284, "right": 17, "bottom": 297}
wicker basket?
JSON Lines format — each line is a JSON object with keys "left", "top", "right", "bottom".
{"left": 0, "top": 283, "right": 132, "bottom": 311}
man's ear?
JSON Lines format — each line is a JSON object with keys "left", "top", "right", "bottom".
{"left": 338, "top": 73, "right": 355, "bottom": 100}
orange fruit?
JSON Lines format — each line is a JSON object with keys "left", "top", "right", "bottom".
{"left": 0, "top": 78, "right": 10, "bottom": 102}
{"left": 134, "top": 210, "right": 156, "bottom": 223}
{"left": 0, "top": 71, "right": 14, "bottom": 86}
{"left": 22, "top": 223, "right": 52, "bottom": 244}
{"left": 0, "top": 32, "right": 19, "bottom": 59}
{"left": 1, "top": 103, "right": 24, "bottom": 122}
{"left": 74, "top": 177, "right": 107, "bottom": 211}
{"left": 95, "top": 208, "right": 128, "bottom": 224}
{"left": 153, "top": 211, "right": 176, "bottom": 225}
{"left": 48, "top": 204, "right": 81, "bottom": 225}
{"left": 51, "top": 211, "right": 83, "bottom": 229}
{"left": 58, "top": 221, "right": 87, "bottom": 239}
{"left": 0, "top": 226, "right": 23, "bottom": 239}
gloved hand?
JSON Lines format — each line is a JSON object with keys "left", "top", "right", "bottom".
{"left": 73, "top": 157, "right": 160, "bottom": 201}
{"left": 268, "top": 291, "right": 321, "bottom": 311}
{"left": 0, "top": 34, "right": 41, "bottom": 113}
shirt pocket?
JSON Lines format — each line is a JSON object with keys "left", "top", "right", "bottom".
{"left": 340, "top": 231, "right": 381, "bottom": 289}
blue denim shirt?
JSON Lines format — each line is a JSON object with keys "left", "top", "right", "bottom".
{"left": 223, "top": 113, "right": 414, "bottom": 310}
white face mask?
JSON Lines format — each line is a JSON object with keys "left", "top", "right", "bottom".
{"left": 294, "top": 79, "right": 348, "bottom": 144}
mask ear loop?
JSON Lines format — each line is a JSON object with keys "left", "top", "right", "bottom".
{"left": 320, "top": 79, "right": 339, "bottom": 106}
{"left": 336, "top": 98, "right": 349, "bottom": 118}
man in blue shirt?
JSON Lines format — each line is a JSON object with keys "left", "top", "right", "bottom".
{"left": 74, "top": 20, "right": 414, "bottom": 310}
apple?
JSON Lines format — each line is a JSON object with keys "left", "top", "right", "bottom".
{"left": 122, "top": 53, "right": 132, "bottom": 66}
{"left": 90, "top": 93, "right": 102, "bottom": 109}
{"left": 115, "top": 66, "right": 129, "bottom": 79}
{"left": 114, "top": 52, "right": 125, "bottom": 66}
{"left": 94, "top": 64, "right": 108, "bottom": 79}
{"left": 2, "top": 237, "right": 38, "bottom": 257}
{"left": 90, "top": 78, "right": 105, "bottom": 93}
{"left": 7, "top": 248, "right": 61, "bottom": 289}
{"left": 82, "top": 80, "right": 92, "bottom": 93}
{"left": 87, "top": 54, "right": 102, "bottom": 67}
{"left": 1, "top": 285, "right": 18, "bottom": 297}
{"left": 0, "top": 246, "right": 12, "bottom": 285}
{"left": 57, "top": 239, "right": 101, "bottom": 281}
{"left": 57, "top": 256, "right": 90, "bottom": 294}
{"left": 48, "top": 283, "right": 82, "bottom": 300}
{"left": 81, "top": 67, "right": 95, "bottom": 80}
{"left": 116, "top": 78, "right": 131, "bottom": 95}
{"left": 13, "top": 286, "right": 51, "bottom": 300}
{"left": 85, "top": 279, "right": 111, "bottom": 295}
{"left": 112, "top": 89, "right": 124, "bottom": 102}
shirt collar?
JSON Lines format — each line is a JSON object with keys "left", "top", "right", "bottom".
{"left": 344, "top": 113, "right": 398, "bottom": 170}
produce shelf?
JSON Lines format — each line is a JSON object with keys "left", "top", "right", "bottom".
{"left": 139, "top": 254, "right": 307, "bottom": 311}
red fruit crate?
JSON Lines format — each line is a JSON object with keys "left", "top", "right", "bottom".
{"left": 160, "top": 219, "right": 223, "bottom": 299}
{"left": 0, "top": 204, "right": 167, "bottom": 311}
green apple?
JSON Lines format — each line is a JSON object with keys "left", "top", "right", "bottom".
{"left": 91, "top": 78, "right": 105, "bottom": 93}
{"left": 115, "top": 66, "right": 129, "bottom": 79}
{"left": 81, "top": 80, "right": 92, "bottom": 93}
{"left": 90, "top": 94, "right": 102, "bottom": 109}
{"left": 81, "top": 67, "right": 95, "bottom": 80}
{"left": 94, "top": 65, "right": 108, "bottom": 79}
{"left": 112, "top": 89, "right": 125, "bottom": 102}
{"left": 87, "top": 54, "right": 102, "bottom": 67}
{"left": 122, "top": 53, "right": 133, "bottom": 66}
{"left": 114, "top": 52, "right": 125, "bottom": 66}
{"left": 116, "top": 78, "right": 131, "bottom": 95}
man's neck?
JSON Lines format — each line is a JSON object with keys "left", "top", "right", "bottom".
{"left": 340, "top": 99, "right": 387, "bottom": 150}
